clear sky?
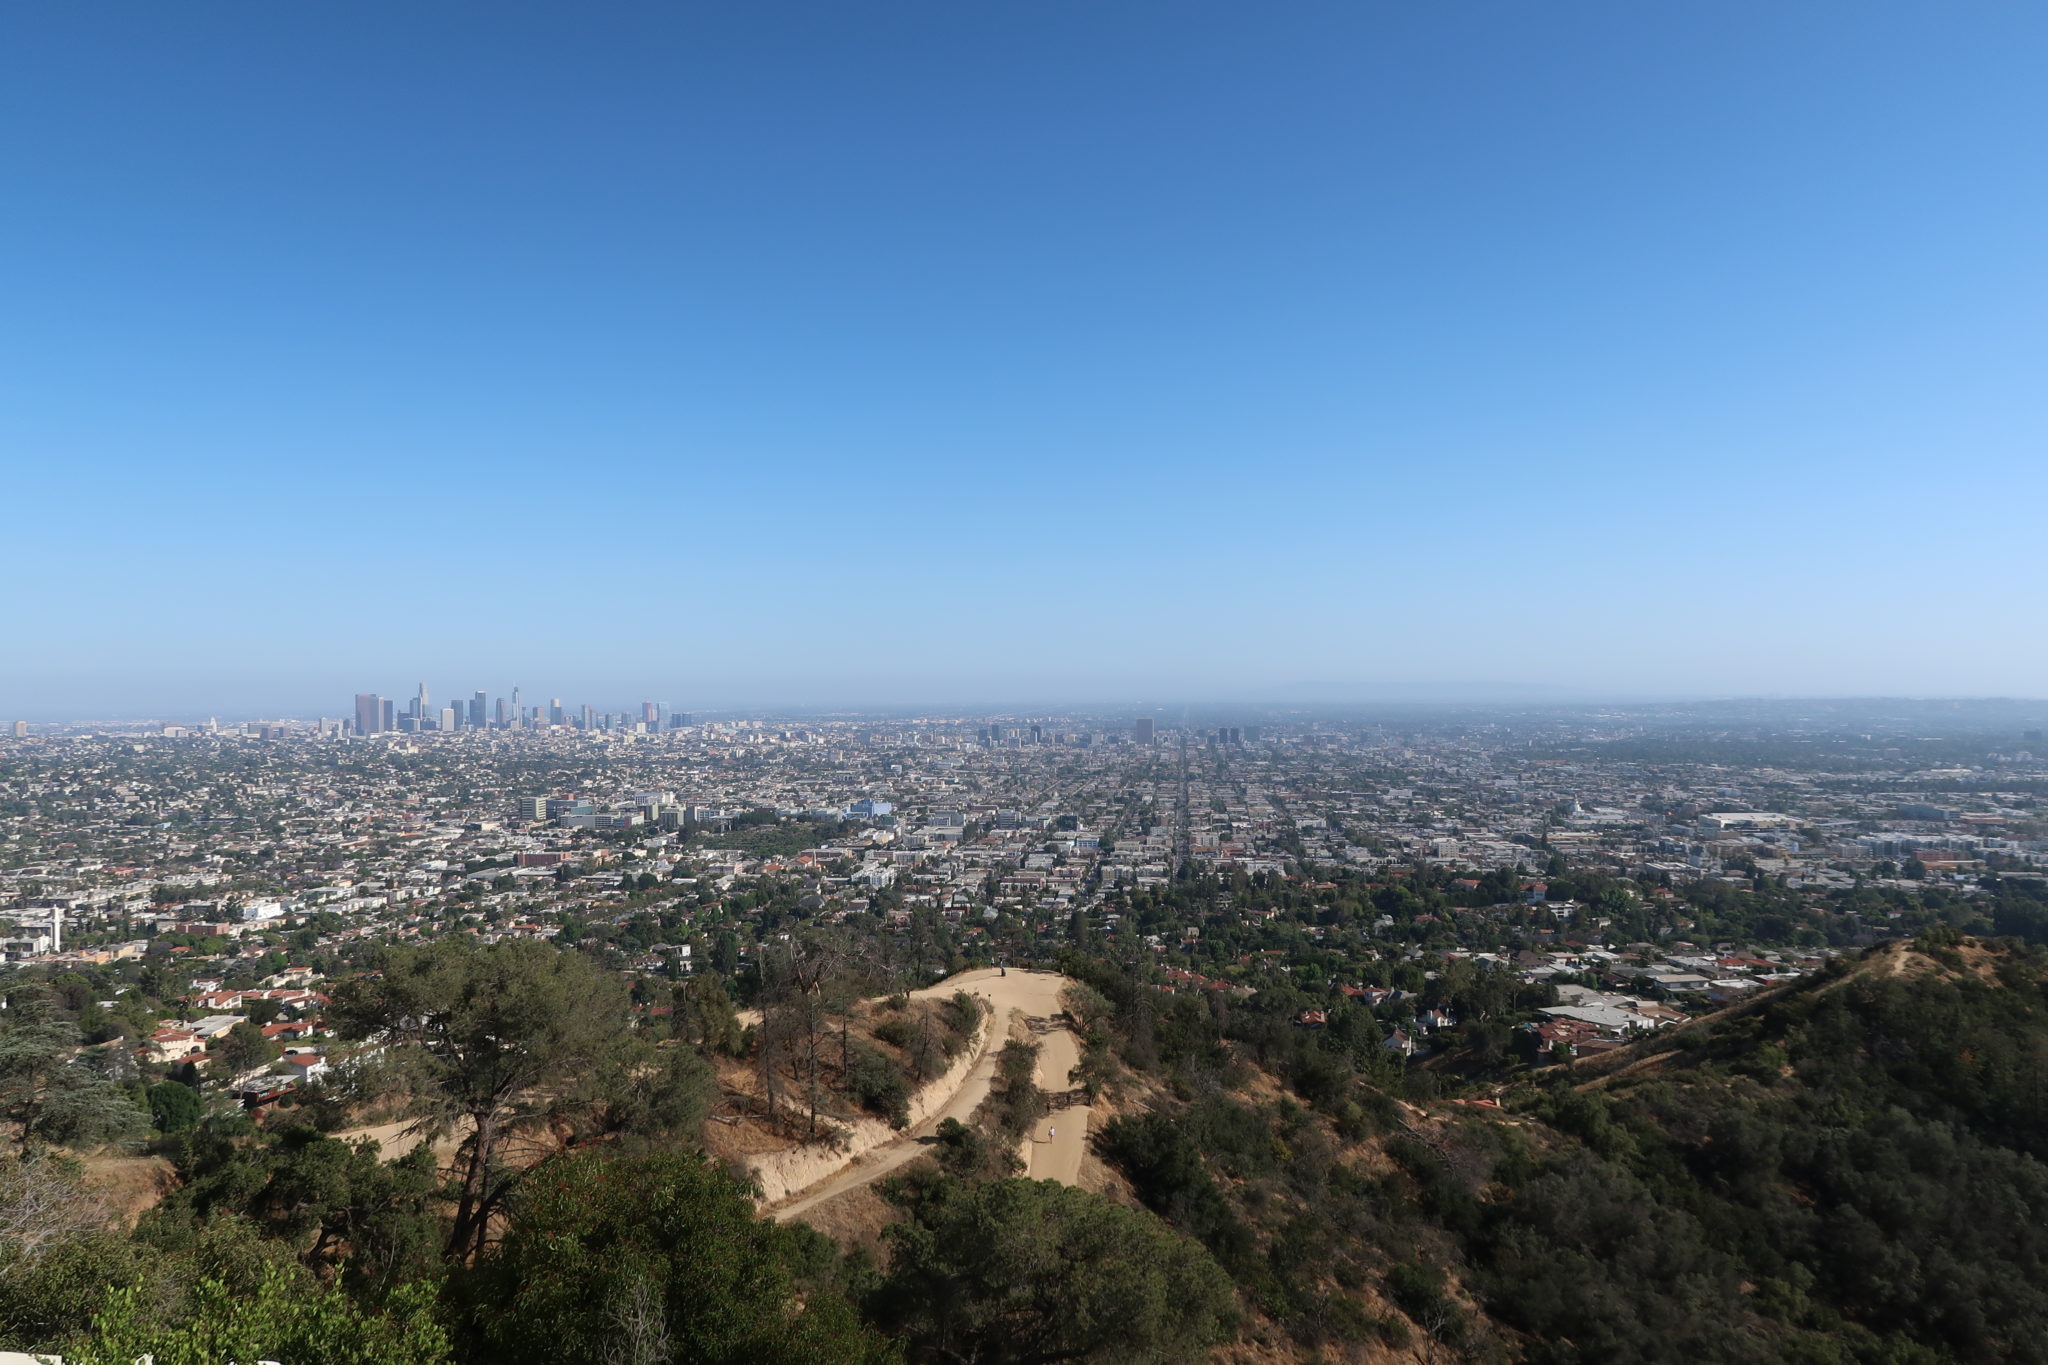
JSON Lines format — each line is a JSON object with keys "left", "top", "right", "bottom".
{"left": 4, "top": 1, "right": 2044, "bottom": 718}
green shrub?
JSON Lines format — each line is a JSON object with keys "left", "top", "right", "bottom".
{"left": 846, "top": 1045, "right": 912, "bottom": 1128}
{"left": 873, "top": 1016, "right": 915, "bottom": 1050}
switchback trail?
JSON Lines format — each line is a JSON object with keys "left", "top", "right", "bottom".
{"left": 771, "top": 966, "right": 1088, "bottom": 1223}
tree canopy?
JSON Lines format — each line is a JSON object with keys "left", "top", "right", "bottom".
{"left": 328, "top": 938, "right": 647, "bottom": 1261}
{"left": 453, "top": 1150, "right": 895, "bottom": 1365}
{"left": 0, "top": 990, "right": 145, "bottom": 1150}
{"left": 870, "top": 1176, "right": 1235, "bottom": 1365}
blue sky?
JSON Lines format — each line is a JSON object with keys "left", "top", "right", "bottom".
{"left": 3, "top": 1, "right": 2044, "bottom": 717}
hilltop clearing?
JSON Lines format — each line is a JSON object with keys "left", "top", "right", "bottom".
{"left": 758, "top": 967, "right": 1090, "bottom": 1221}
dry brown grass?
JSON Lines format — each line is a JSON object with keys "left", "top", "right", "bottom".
{"left": 76, "top": 1150, "right": 178, "bottom": 1227}
{"left": 782, "top": 1181, "right": 897, "bottom": 1259}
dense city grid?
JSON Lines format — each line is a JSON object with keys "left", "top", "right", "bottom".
{"left": 7, "top": 699, "right": 2046, "bottom": 1070}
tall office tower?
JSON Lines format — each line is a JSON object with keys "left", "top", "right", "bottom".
{"left": 510, "top": 686, "right": 523, "bottom": 727}
{"left": 440, "top": 706, "right": 458, "bottom": 731}
{"left": 11, "top": 721, "right": 26, "bottom": 738}
{"left": 416, "top": 682, "right": 430, "bottom": 720}
{"left": 354, "top": 693, "right": 379, "bottom": 735}
{"left": 495, "top": 696, "right": 508, "bottom": 728}
{"left": 471, "top": 691, "right": 488, "bottom": 729}
{"left": 379, "top": 697, "right": 396, "bottom": 732}
{"left": 1135, "top": 717, "right": 1155, "bottom": 744}
{"left": 642, "top": 700, "right": 658, "bottom": 725}
{"left": 581, "top": 703, "right": 596, "bottom": 730}
{"left": 549, "top": 698, "right": 565, "bottom": 726}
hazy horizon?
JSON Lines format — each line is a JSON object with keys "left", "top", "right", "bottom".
{"left": 12, "top": 684, "right": 2048, "bottom": 728}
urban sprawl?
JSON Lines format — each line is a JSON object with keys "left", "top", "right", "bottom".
{"left": 5, "top": 695, "right": 2045, "bottom": 1107}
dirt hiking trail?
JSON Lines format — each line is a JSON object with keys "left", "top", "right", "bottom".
{"left": 771, "top": 966, "right": 1088, "bottom": 1222}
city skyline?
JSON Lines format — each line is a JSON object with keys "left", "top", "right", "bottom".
{"left": 13, "top": 687, "right": 2048, "bottom": 732}
{"left": 342, "top": 684, "right": 697, "bottom": 736}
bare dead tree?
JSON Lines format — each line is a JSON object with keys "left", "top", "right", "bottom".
{"left": 602, "top": 1276, "right": 673, "bottom": 1365}
{"left": 0, "top": 1151, "right": 106, "bottom": 1283}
